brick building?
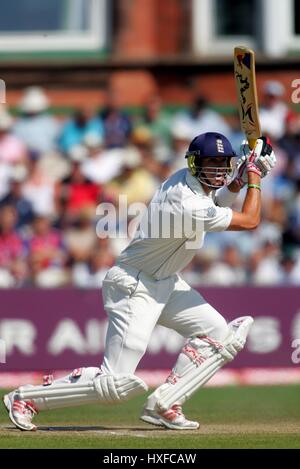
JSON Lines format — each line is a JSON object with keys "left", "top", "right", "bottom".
{"left": 0, "top": 0, "right": 300, "bottom": 110}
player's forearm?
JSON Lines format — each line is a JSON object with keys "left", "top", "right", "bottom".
{"left": 240, "top": 173, "right": 261, "bottom": 227}
{"left": 227, "top": 172, "right": 261, "bottom": 230}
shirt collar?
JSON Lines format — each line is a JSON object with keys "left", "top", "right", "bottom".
{"left": 185, "top": 169, "right": 211, "bottom": 197}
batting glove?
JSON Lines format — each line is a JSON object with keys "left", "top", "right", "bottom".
{"left": 235, "top": 137, "right": 276, "bottom": 188}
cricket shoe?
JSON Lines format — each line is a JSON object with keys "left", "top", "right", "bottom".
{"left": 140, "top": 404, "right": 199, "bottom": 430}
{"left": 3, "top": 391, "right": 38, "bottom": 431}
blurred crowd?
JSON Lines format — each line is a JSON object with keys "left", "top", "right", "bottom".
{"left": 1, "top": 82, "right": 300, "bottom": 288}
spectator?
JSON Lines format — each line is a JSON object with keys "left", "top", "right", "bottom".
{"left": 22, "top": 155, "right": 56, "bottom": 217}
{"left": 0, "top": 205, "right": 26, "bottom": 286}
{"left": 259, "top": 80, "right": 294, "bottom": 141}
{"left": 167, "top": 120, "right": 192, "bottom": 172}
{"left": 227, "top": 111, "right": 245, "bottom": 154}
{"left": 0, "top": 165, "right": 34, "bottom": 228}
{"left": 192, "top": 245, "right": 246, "bottom": 286}
{"left": 283, "top": 183, "right": 300, "bottom": 248}
{"left": 63, "top": 210, "right": 97, "bottom": 264}
{"left": 278, "top": 114, "right": 300, "bottom": 187}
{"left": 72, "top": 246, "right": 114, "bottom": 288}
{"left": 99, "top": 90, "right": 132, "bottom": 148}
{"left": 14, "top": 87, "right": 60, "bottom": 153}
{"left": 56, "top": 145, "right": 101, "bottom": 221}
{"left": 251, "top": 223, "right": 283, "bottom": 285}
{"left": 142, "top": 96, "right": 171, "bottom": 144}
{"left": 131, "top": 128, "right": 171, "bottom": 183}
{"left": 27, "top": 215, "right": 67, "bottom": 287}
{"left": 0, "top": 108, "right": 27, "bottom": 164}
{"left": 105, "top": 137, "right": 157, "bottom": 205}
{"left": 1, "top": 87, "right": 300, "bottom": 288}
{"left": 279, "top": 252, "right": 300, "bottom": 285}
{"left": 81, "top": 133, "right": 124, "bottom": 184}
{"left": 0, "top": 160, "right": 13, "bottom": 200}
{"left": 59, "top": 107, "right": 103, "bottom": 154}
{"left": 172, "top": 95, "right": 231, "bottom": 140}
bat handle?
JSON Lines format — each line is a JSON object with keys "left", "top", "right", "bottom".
{"left": 248, "top": 138, "right": 257, "bottom": 150}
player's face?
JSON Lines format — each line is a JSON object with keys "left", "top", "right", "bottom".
{"left": 199, "top": 157, "right": 231, "bottom": 188}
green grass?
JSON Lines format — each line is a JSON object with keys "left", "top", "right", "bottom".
{"left": 1, "top": 385, "right": 300, "bottom": 449}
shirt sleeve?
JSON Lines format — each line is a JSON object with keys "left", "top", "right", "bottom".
{"left": 182, "top": 194, "right": 233, "bottom": 233}
{"left": 214, "top": 185, "right": 239, "bottom": 208}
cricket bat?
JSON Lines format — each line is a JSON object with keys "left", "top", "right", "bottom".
{"left": 234, "top": 46, "right": 261, "bottom": 150}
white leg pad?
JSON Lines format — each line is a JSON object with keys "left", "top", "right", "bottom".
{"left": 156, "top": 316, "right": 253, "bottom": 411}
{"left": 16, "top": 373, "right": 148, "bottom": 410}
{"left": 156, "top": 354, "right": 224, "bottom": 411}
{"left": 93, "top": 374, "right": 148, "bottom": 403}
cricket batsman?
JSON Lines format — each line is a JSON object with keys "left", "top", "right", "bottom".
{"left": 3, "top": 132, "right": 276, "bottom": 431}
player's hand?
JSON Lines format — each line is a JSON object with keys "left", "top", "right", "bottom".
{"left": 235, "top": 137, "right": 276, "bottom": 187}
{"left": 247, "top": 137, "right": 276, "bottom": 175}
{"left": 234, "top": 155, "right": 255, "bottom": 188}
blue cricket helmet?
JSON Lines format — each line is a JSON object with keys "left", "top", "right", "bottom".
{"left": 186, "top": 132, "right": 236, "bottom": 158}
{"left": 185, "top": 132, "right": 236, "bottom": 188}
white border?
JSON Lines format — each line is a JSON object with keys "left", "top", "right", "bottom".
{"left": 0, "top": 0, "right": 107, "bottom": 52}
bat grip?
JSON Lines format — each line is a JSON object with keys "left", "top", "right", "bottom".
{"left": 248, "top": 138, "right": 257, "bottom": 150}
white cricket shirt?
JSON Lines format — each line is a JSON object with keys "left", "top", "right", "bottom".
{"left": 117, "top": 168, "right": 233, "bottom": 280}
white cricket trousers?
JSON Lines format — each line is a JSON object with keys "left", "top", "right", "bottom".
{"left": 101, "top": 262, "right": 229, "bottom": 375}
